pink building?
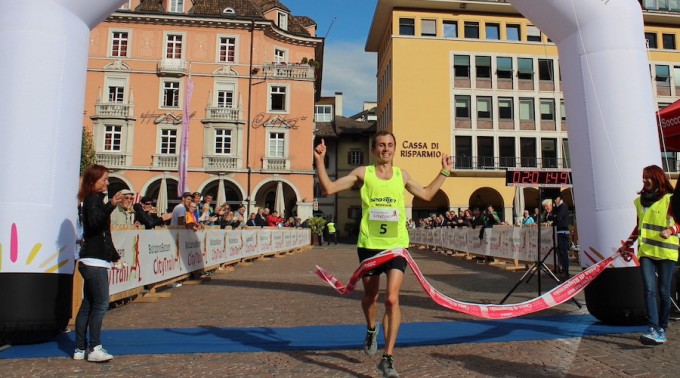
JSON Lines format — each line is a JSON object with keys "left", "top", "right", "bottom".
{"left": 83, "top": 0, "right": 323, "bottom": 220}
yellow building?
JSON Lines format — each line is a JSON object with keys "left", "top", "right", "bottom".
{"left": 366, "top": 0, "right": 680, "bottom": 223}
{"left": 84, "top": 0, "right": 323, "bottom": 220}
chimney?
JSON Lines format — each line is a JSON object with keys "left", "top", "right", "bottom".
{"left": 335, "top": 92, "right": 343, "bottom": 117}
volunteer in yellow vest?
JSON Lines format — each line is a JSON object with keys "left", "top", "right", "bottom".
{"left": 314, "top": 130, "right": 452, "bottom": 377}
{"left": 326, "top": 218, "right": 337, "bottom": 246}
{"left": 620, "top": 165, "right": 680, "bottom": 346}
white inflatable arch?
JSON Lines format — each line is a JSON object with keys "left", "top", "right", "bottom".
{"left": 0, "top": 0, "right": 128, "bottom": 340}
{"left": 0, "top": 0, "right": 657, "bottom": 339}
{"left": 508, "top": 0, "right": 657, "bottom": 323}
{"left": 510, "top": 0, "right": 659, "bottom": 266}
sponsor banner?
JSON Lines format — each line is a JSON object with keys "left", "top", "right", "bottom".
{"left": 295, "top": 229, "right": 307, "bottom": 247}
{"left": 205, "top": 230, "right": 228, "bottom": 266}
{"left": 316, "top": 248, "right": 618, "bottom": 320}
{"left": 272, "top": 230, "right": 284, "bottom": 251}
{"left": 435, "top": 228, "right": 444, "bottom": 248}
{"left": 511, "top": 227, "right": 523, "bottom": 260}
{"left": 516, "top": 228, "right": 529, "bottom": 262}
{"left": 467, "top": 228, "right": 483, "bottom": 255}
{"left": 540, "top": 226, "right": 554, "bottom": 259}
{"left": 425, "top": 229, "right": 434, "bottom": 246}
{"left": 410, "top": 225, "right": 561, "bottom": 264}
{"left": 181, "top": 230, "right": 205, "bottom": 272}
{"left": 496, "top": 226, "right": 516, "bottom": 260}
{"left": 258, "top": 229, "right": 272, "bottom": 255}
{"left": 443, "top": 228, "right": 454, "bottom": 250}
{"left": 487, "top": 228, "right": 502, "bottom": 256}
{"left": 109, "top": 230, "right": 144, "bottom": 293}
{"left": 453, "top": 228, "right": 467, "bottom": 252}
{"left": 226, "top": 230, "right": 243, "bottom": 260}
{"left": 283, "top": 231, "right": 293, "bottom": 250}
{"left": 242, "top": 230, "right": 259, "bottom": 259}
{"left": 107, "top": 229, "right": 308, "bottom": 295}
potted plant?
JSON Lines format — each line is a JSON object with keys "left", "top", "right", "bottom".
{"left": 307, "top": 216, "right": 326, "bottom": 246}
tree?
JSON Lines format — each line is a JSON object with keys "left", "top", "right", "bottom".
{"left": 80, "top": 127, "right": 97, "bottom": 175}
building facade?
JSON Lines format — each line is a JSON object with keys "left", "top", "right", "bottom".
{"left": 313, "top": 93, "right": 376, "bottom": 242}
{"left": 84, "top": 0, "right": 323, "bottom": 220}
{"left": 366, "top": 0, "right": 680, "bottom": 223}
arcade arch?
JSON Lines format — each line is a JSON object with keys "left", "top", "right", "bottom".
{"left": 252, "top": 178, "right": 300, "bottom": 219}
{"left": 412, "top": 189, "right": 449, "bottom": 220}
{"left": 519, "top": 187, "right": 574, "bottom": 223}
{"left": 469, "top": 187, "right": 504, "bottom": 219}
{"left": 200, "top": 178, "right": 245, "bottom": 210}
{"left": 107, "top": 175, "right": 134, "bottom": 196}
{"left": 144, "top": 177, "right": 179, "bottom": 214}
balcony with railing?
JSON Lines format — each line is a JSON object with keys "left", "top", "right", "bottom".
{"left": 453, "top": 156, "right": 571, "bottom": 171}
{"left": 152, "top": 154, "right": 178, "bottom": 169}
{"left": 157, "top": 59, "right": 187, "bottom": 76}
{"left": 204, "top": 155, "right": 241, "bottom": 170}
{"left": 94, "top": 101, "right": 133, "bottom": 119}
{"left": 205, "top": 106, "right": 242, "bottom": 122}
{"left": 262, "top": 63, "right": 314, "bottom": 79}
{"left": 96, "top": 152, "right": 131, "bottom": 168}
{"left": 448, "top": 154, "right": 680, "bottom": 174}
{"left": 640, "top": 0, "right": 680, "bottom": 12}
{"left": 262, "top": 157, "right": 290, "bottom": 170}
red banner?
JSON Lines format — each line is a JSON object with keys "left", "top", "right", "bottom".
{"left": 316, "top": 248, "right": 617, "bottom": 320}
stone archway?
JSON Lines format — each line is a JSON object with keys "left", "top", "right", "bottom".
{"left": 560, "top": 188, "right": 574, "bottom": 208}
{"left": 145, "top": 178, "right": 179, "bottom": 214}
{"left": 202, "top": 179, "right": 243, "bottom": 211}
{"left": 523, "top": 188, "right": 540, "bottom": 215}
{"left": 469, "top": 187, "right": 504, "bottom": 219}
{"left": 412, "top": 189, "right": 449, "bottom": 221}
{"left": 253, "top": 180, "right": 298, "bottom": 220}
{"left": 107, "top": 176, "right": 132, "bottom": 197}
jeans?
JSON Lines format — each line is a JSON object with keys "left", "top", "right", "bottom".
{"left": 75, "top": 264, "right": 109, "bottom": 349}
{"left": 556, "top": 232, "right": 570, "bottom": 275}
{"left": 639, "top": 257, "right": 676, "bottom": 331}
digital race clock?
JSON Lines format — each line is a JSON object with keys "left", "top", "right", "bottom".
{"left": 505, "top": 168, "right": 573, "bottom": 187}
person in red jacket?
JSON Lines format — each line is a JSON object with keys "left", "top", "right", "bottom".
{"left": 266, "top": 210, "right": 284, "bottom": 227}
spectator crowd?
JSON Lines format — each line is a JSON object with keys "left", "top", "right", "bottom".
{"left": 108, "top": 190, "right": 307, "bottom": 232}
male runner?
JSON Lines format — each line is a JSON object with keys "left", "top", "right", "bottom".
{"left": 314, "top": 130, "right": 452, "bottom": 377}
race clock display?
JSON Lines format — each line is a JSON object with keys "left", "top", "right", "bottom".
{"left": 505, "top": 168, "right": 573, "bottom": 187}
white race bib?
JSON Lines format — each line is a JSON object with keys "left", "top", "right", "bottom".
{"left": 369, "top": 208, "right": 400, "bottom": 222}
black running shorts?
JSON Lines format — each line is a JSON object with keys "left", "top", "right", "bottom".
{"left": 357, "top": 247, "right": 407, "bottom": 277}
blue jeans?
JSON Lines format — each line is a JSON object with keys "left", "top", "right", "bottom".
{"left": 556, "top": 232, "right": 570, "bottom": 275}
{"left": 75, "top": 264, "right": 109, "bottom": 349}
{"left": 639, "top": 257, "right": 676, "bottom": 331}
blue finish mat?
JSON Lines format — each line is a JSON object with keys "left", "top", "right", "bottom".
{"left": 0, "top": 314, "right": 644, "bottom": 359}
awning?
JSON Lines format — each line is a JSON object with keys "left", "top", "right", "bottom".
{"left": 657, "top": 99, "right": 680, "bottom": 152}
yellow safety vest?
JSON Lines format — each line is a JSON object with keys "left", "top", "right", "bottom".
{"left": 327, "top": 222, "right": 336, "bottom": 233}
{"left": 358, "top": 165, "right": 409, "bottom": 249}
{"left": 634, "top": 193, "right": 679, "bottom": 261}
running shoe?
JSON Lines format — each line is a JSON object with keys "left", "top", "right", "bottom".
{"left": 639, "top": 327, "right": 666, "bottom": 345}
{"left": 363, "top": 323, "right": 379, "bottom": 356}
{"left": 73, "top": 348, "right": 85, "bottom": 360}
{"left": 87, "top": 345, "right": 113, "bottom": 362}
{"left": 377, "top": 355, "right": 400, "bottom": 378}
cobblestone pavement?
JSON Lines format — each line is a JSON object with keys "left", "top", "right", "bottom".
{"left": 1, "top": 245, "right": 677, "bottom": 377}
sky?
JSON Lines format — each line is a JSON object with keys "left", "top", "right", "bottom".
{"left": 283, "top": 0, "right": 379, "bottom": 117}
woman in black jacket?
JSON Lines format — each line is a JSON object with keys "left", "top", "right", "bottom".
{"left": 74, "top": 164, "right": 122, "bottom": 362}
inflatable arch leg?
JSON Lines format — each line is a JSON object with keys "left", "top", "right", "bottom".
{"left": 0, "top": 0, "right": 126, "bottom": 344}
{"left": 509, "top": 0, "right": 659, "bottom": 323}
